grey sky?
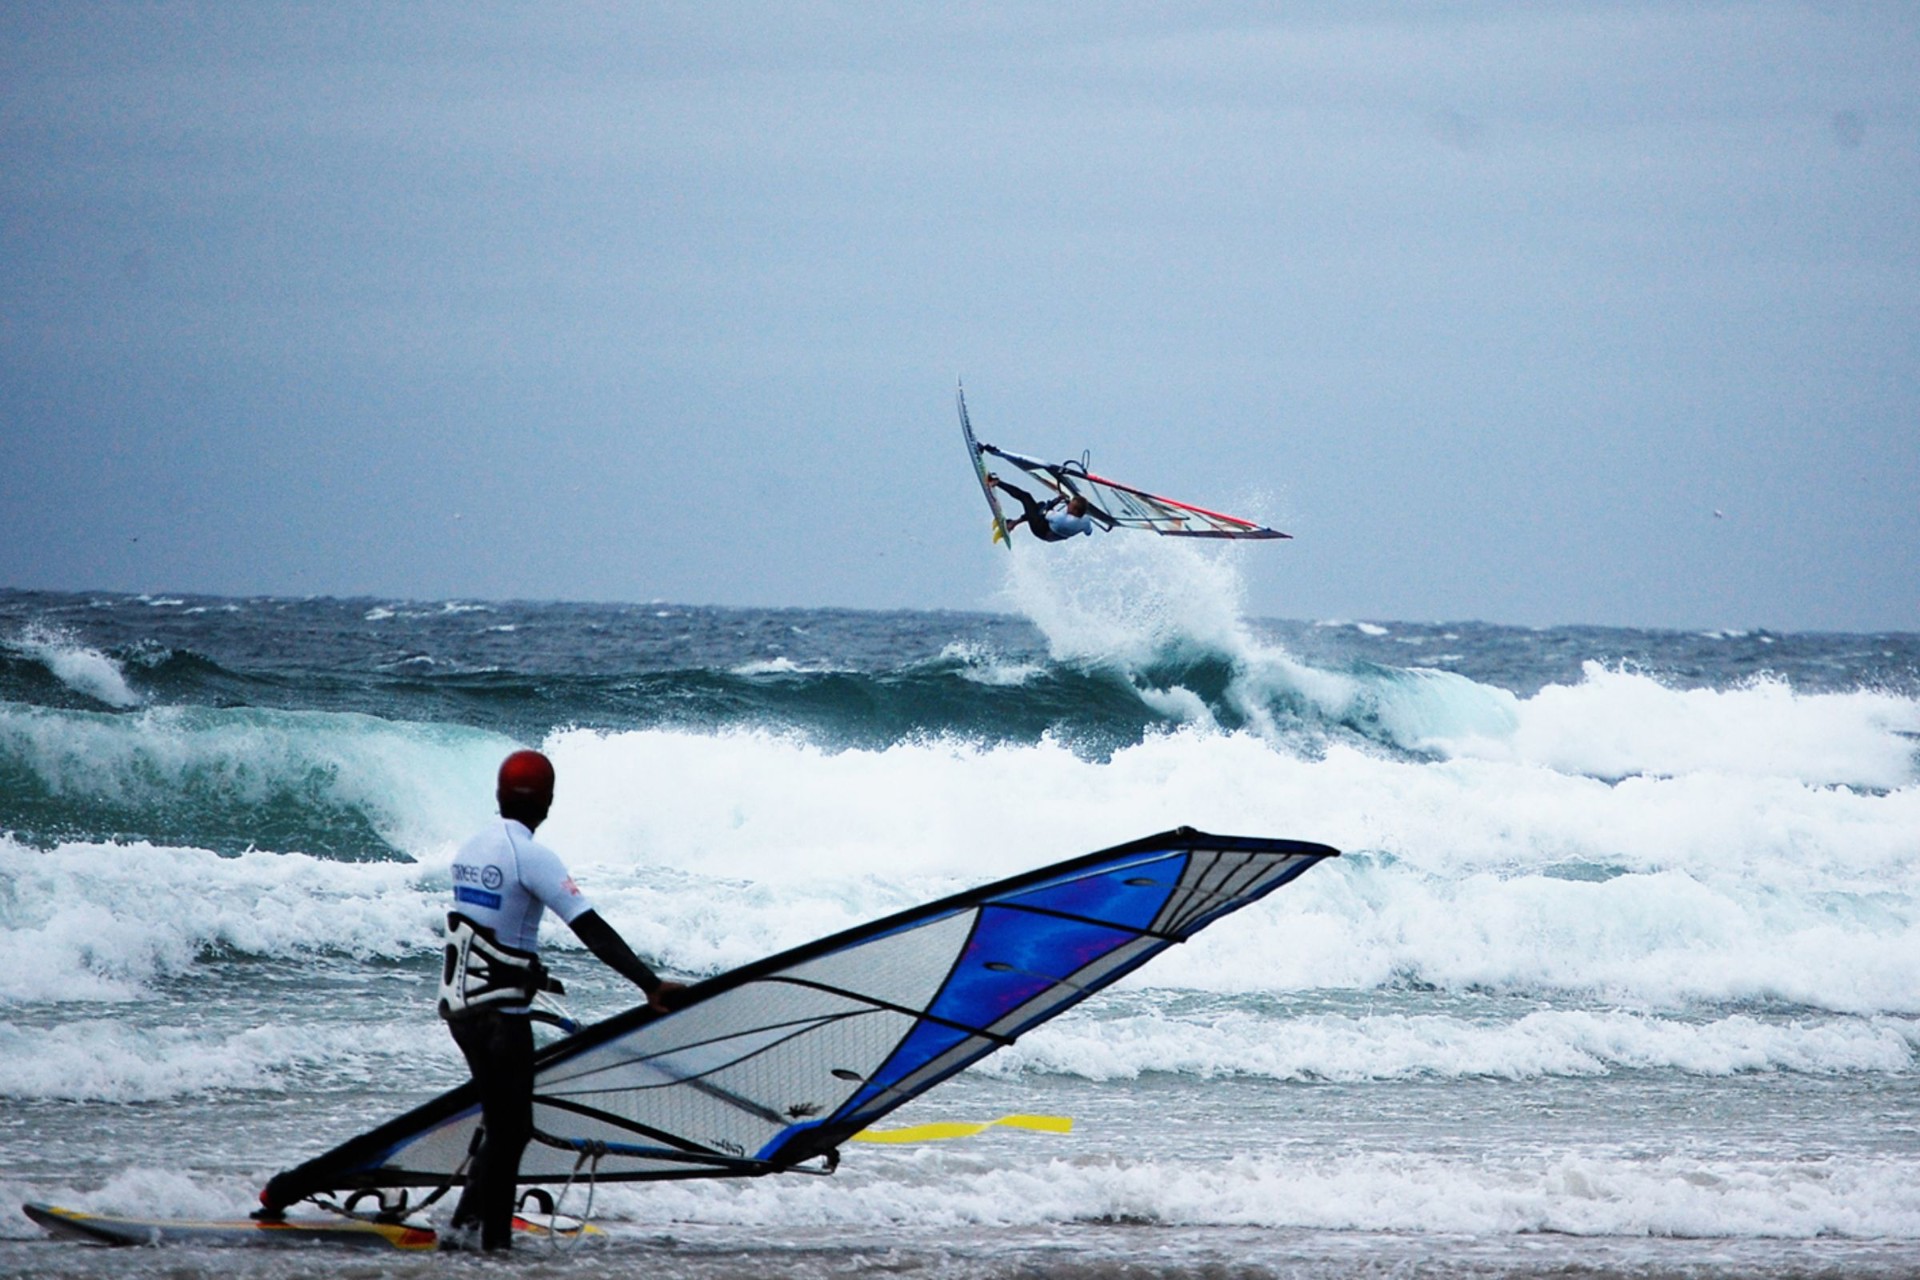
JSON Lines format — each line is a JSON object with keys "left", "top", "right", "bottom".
{"left": 4, "top": 4, "right": 1916, "bottom": 631}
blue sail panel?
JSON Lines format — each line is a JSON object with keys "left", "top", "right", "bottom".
{"left": 990, "top": 853, "right": 1190, "bottom": 931}
{"left": 931, "top": 907, "right": 1138, "bottom": 1022}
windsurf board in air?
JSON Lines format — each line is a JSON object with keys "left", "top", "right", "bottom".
{"left": 956, "top": 385, "right": 1012, "bottom": 549}
{"left": 20, "top": 1201, "right": 596, "bottom": 1250}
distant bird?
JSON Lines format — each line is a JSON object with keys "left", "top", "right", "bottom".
{"left": 1712, "top": 509, "right": 1724, "bottom": 519}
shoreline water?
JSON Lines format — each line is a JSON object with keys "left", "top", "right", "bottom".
{"left": 2, "top": 580, "right": 1916, "bottom": 1278}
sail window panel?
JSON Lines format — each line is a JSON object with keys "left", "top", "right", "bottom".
{"left": 539, "top": 1006, "right": 918, "bottom": 1163}
{"left": 1154, "top": 850, "right": 1315, "bottom": 936}
{"left": 783, "top": 908, "right": 978, "bottom": 1008}
{"left": 541, "top": 982, "right": 876, "bottom": 1091}
{"left": 385, "top": 1114, "right": 481, "bottom": 1178}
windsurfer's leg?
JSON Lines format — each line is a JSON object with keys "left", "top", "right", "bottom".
{"left": 448, "top": 1011, "right": 535, "bottom": 1250}
{"left": 992, "top": 478, "right": 1051, "bottom": 533}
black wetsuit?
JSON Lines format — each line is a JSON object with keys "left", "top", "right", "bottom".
{"left": 996, "top": 478, "right": 1076, "bottom": 543}
{"left": 446, "top": 1010, "right": 534, "bottom": 1249}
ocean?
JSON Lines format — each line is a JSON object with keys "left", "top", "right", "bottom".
{"left": 3, "top": 541, "right": 1918, "bottom": 1279}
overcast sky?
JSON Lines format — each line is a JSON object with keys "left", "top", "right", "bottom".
{"left": 3, "top": 4, "right": 1915, "bottom": 631}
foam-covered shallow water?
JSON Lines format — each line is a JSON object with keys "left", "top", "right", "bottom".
{"left": 3, "top": 554, "right": 1917, "bottom": 1279}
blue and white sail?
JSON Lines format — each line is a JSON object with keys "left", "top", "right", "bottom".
{"left": 261, "top": 827, "right": 1337, "bottom": 1209}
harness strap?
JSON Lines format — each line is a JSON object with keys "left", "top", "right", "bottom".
{"left": 438, "top": 912, "right": 560, "bottom": 1020}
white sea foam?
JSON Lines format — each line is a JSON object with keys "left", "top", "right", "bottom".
{"left": 0, "top": 837, "right": 437, "bottom": 1002}
{"left": 1439, "top": 664, "right": 1920, "bottom": 789}
{"left": 733, "top": 657, "right": 806, "bottom": 675}
{"left": 996, "top": 538, "right": 1520, "bottom": 747}
{"left": 0, "top": 1017, "right": 448, "bottom": 1102}
{"left": 1, "top": 705, "right": 1912, "bottom": 1020}
{"left": 731, "top": 657, "right": 855, "bottom": 676}
{"left": 603, "top": 1147, "right": 1920, "bottom": 1240}
{"left": 1002, "top": 534, "right": 1252, "bottom": 671}
{"left": 6, "top": 625, "right": 142, "bottom": 708}
{"left": 10, "top": 1148, "right": 1914, "bottom": 1243}
{"left": 938, "top": 641, "right": 1044, "bottom": 687}
{"left": 6, "top": 708, "right": 1914, "bottom": 1013}
{"left": 998, "top": 1008, "right": 1920, "bottom": 1081}
{"left": 540, "top": 723, "right": 1920, "bottom": 1010}
{"left": 6, "top": 806, "right": 1912, "bottom": 1075}
{"left": 0, "top": 1168, "right": 250, "bottom": 1238}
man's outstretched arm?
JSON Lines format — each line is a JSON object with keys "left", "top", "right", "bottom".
{"left": 569, "top": 910, "right": 685, "bottom": 1013}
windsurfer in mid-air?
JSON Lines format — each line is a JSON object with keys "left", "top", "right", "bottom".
{"left": 438, "top": 750, "right": 684, "bottom": 1251}
{"left": 987, "top": 473, "right": 1101, "bottom": 543}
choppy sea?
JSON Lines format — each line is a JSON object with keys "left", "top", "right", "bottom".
{"left": 3, "top": 542, "right": 1918, "bottom": 1279}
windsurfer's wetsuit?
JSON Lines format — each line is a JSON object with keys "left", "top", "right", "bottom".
{"left": 440, "top": 819, "right": 659, "bottom": 1250}
{"left": 992, "top": 477, "right": 1094, "bottom": 542}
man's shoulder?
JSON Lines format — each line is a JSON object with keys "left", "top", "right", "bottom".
{"left": 453, "top": 819, "right": 564, "bottom": 868}
{"left": 452, "top": 823, "right": 498, "bottom": 861}
{"left": 505, "top": 825, "right": 572, "bottom": 879}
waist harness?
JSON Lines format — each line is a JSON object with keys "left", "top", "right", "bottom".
{"left": 439, "top": 911, "right": 562, "bottom": 1020}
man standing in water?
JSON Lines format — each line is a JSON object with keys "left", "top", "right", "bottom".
{"left": 437, "top": 749, "right": 682, "bottom": 1251}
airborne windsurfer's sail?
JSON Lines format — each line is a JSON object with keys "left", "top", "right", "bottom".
{"left": 258, "top": 828, "right": 1337, "bottom": 1216}
{"left": 957, "top": 386, "right": 1291, "bottom": 546}
{"left": 980, "top": 443, "right": 1290, "bottom": 541}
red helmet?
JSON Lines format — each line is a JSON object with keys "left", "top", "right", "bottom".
{"left": 497, "top": 749, "right": 555, "bottom": 804}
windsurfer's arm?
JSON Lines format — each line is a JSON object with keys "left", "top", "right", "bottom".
{"left": 569, "top": 910, "right": 685, "bottom": 1013}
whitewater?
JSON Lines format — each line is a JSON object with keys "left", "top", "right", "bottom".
{"left": 2, "top": 540, "right": 1917, "bottom": 1279}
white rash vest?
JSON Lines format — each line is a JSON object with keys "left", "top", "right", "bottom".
{"left": 449, "top": 818, "right": 593, "bottom": 955}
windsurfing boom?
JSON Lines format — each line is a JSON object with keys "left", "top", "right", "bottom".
{"left": 957, "top": 388, "right": 1290, "bottom": 544}
{"left": 260, "top": 828, "right": 1336, "bottom": 1216}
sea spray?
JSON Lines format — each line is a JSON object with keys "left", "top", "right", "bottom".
{"left": 4, "top": 624, "right": 142, "bottom": 708}
{"left": 1000, "top": 536, "right": 1522, "bottom": 748}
